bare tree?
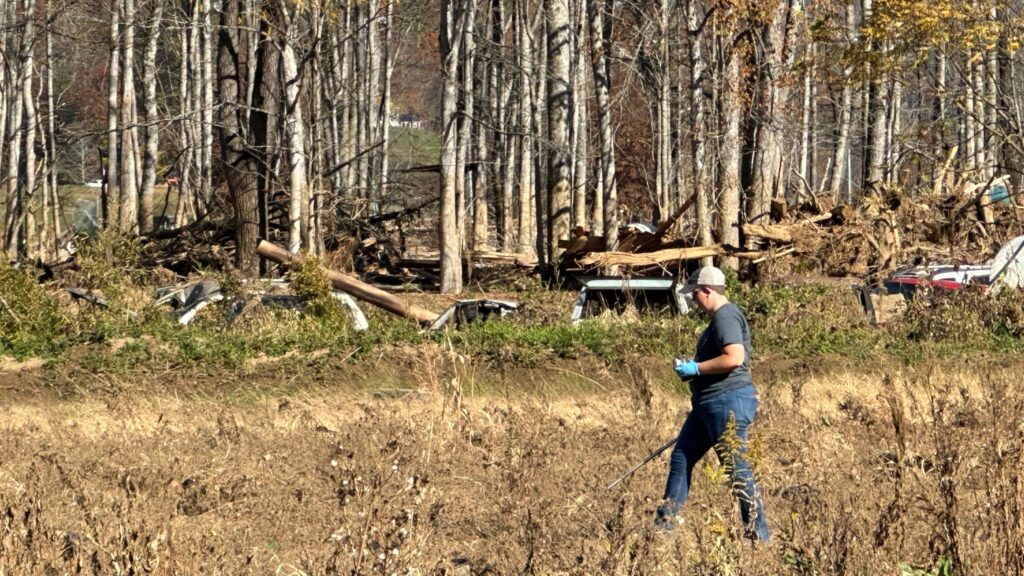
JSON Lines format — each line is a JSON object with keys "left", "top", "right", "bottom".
{"left": 587, "top": 0, "right": 616, "bottom": 247}
{"left": 547, "top": 0, "right": 571, "bottom": 264}
{"left": 43, "top": 1, "right": 61, "bottom": 257}
{"left": 139, "top": 0, "right": 165, "bottom": 233}
{"left": 473, "top": 0, "right": 492, "bottom": 251}
{"left": 278, "top": 0, "right": 308, "bottom": 254}
{"left": 20, "top": 0, "right": 37, "bottom": 257}
{"left": 456, "top": 0, "right": 476, "bottom": 248}
{"left": 571, "top": 0, "right": 588, "bottom": 230}
{"left": 687, "top": 0, "right": 712, "bottom": 262}
{"left": 119, "top": 0, "right": 139, "bottom": 231}
{"left": 516, "top": 0, "right": 535, "bottom": 256}
{"left": 105, "top": 0, "right": 120, "bottom": 228}
{"left": 440, "top": 0, "right": 466, "bottom": 293}
{"left": 217, "top": 0, "right": 262, "bottom": 274}
{"left": 829, "top": 2, "right": 855, "bottom": 201}
{"left": 719, "top": 31, "right": 743, "bottom": 271}
{"left": 748, "top": 0, "right": 793, "bottom": 235}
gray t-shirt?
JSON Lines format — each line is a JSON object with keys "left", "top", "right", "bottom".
{"left": 690, "top": 302, "right": 753, "bottom": 398}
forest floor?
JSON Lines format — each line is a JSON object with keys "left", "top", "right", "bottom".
{"left": 3, "top": 267, "right": 1024, "bottom": 575}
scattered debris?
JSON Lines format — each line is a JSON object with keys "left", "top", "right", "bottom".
{"left": 66, "top": 287, "right": 110, "bottom": 308}
{"left": 256, "top": 292, "right": 369, "bottom": 331}
{"left": 429, "top": 299, "right": 520, "bottom": 330}
{"left": 257, "top": 240, "right": 439, "bottom": 325}
{"left": 854, "top": 234, "right": 1024, "bottom": 324}
{"left": 155, "top": 280, "right": 224, "bottom": 325}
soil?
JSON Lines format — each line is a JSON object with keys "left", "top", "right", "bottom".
{"left": 1, "top": 354, "right": 1021, "bottom": 574}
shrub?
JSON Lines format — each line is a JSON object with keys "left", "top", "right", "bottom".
{"left": 288, "top": 253, "right": 344, "bottom": 320}
{"left": 0, "top": 262, "right": 68, "bottom": 358}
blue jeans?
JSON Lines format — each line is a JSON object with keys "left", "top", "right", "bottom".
{"left": 657, "top": 384, "right": 770, "bottom": 541}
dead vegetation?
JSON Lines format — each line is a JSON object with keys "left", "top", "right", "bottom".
{"left": 1, "top": 358, "right": 1021, "bottom": 575}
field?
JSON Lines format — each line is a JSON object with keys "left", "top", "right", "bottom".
{"left": 2, "top": 354, "right": 1021, "bottom": 575}
{"left": 2, "top": 269, "right": 1024, "bottom": 574}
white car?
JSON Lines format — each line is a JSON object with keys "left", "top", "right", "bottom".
{"left": 84, "top": 179, "right": 103, "bottom": 188}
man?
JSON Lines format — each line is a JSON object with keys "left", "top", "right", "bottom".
{"left": 656, "top": 265, "right": 770, "bottom": 542}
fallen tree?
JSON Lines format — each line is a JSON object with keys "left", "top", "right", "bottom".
{"left": 578, "top": 245, "right": 724, "bottom": 267}
{"left": 256, "top": 240, "right": 439, "bottom": 325}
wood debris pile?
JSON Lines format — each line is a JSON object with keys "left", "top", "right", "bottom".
{"left": 562, "top": 180, "right": 1024, "bottom": 280}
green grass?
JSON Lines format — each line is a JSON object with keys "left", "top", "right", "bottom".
{"left": 389, "top": 127, "right": 441, "bottom": 166}
{"left": 7, "top": 233, "right": 1024, "bottom": 376}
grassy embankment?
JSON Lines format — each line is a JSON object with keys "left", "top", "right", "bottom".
{"left": 3, "top": 228, "right": 1023, "bottom": 393}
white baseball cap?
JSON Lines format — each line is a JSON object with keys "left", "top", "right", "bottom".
{"left": 687, "top": 265, "right": 726, "bottom": 288}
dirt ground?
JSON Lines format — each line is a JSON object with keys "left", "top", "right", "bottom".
{"left": 1, "top": 351, "right": 1022, "bottom": 575}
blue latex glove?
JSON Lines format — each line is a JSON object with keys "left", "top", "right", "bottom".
{"left": 674, "top": 358, "right": 700, "bottom": 380}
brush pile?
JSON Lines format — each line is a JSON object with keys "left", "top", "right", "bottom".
{"left": 563, "top": 178, "right": 1024, "bottom": 280}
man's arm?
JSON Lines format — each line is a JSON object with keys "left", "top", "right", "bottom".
{"left": 696, "top": 343, "right": 745, "bottom": 375}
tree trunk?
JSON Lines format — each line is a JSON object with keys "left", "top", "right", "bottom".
{"left": 688, "top": 0, "right": 712, "bottom": 265}
{"left": 44, "top": 4, "right": 60, "bottom": 255}
{"left": 105, "top": 0, "right": 120, "bottom": 227}
{"left": 201, "top": 0, "right": 214, "bottom": 206}
{"left": 473, "top": 0, "right": 492, "bottom": 251}
{"left": 749, "top": 0, "right": 792, "bottom": 234}
{"left": 546, "top": 0, "right": 572, "bottom": 264}
{"left": 354, "top": 4, "right": 368, "bottom": 199}
{"left": 866, "top": 68, "right": 889, "bottom": 187}
{"left": 119, "top": 0, "right": 138, "bottom": 231}
{"left": 3, "top": 71, "right": 22, "bottom": 258}
{"left": 175, "top": 22, "right": 195, "bottom": 227}
{"left": 516, "top": 0, "right": 535, "bottom": 256}
{"left": 533, "top": 13, "right": 547, "bottom": 263}
{"left": 380, "top": 0, "right": 395, "bottom": 226}
{"left": 887, "top": 78, "right": 901, "bottom": 184}
{"left": 571, "top": 1, "right": 588, "bottom": 231}
{"left": 368, "top": 1, "right": 381, "bottom": 208}
{"left": 309, "top": 13, "right": 324, "bottom": 256}
{"left": 799, "top": 42, "right": 813, "bottom": 196}
{"left": 986, "top": 14, "right": 1000, "bottom": 180}
{"left": 139, "top": 0, "right": 163, "bottom": 233}
{"left": 19, "top": 0, "right": 37, "bottom": 259}
{"left": 188, "top": 0, "right": 202, "bottom": 216}
{"left": 587, "top": 0, "right": 616, "bottom": 247}
{"left": 719, "top": 37, "right": 743, "bottom": 271}
{"left": 439, "top": 0, "right": 465, "bottom": 293}
{"left": 279, "top": 2, "right": 307, "bottom": 254}
{"left": 973, "top": 57, "right": 987, "bottom": 178}
{"left": 491, "top": 0, "right": 513, "bottom": 250}
{"left": 0, "top": 0, "right": 8, "bottom": 248}
{"left": 217, "top": 0, "right": 260, "bottom": 275}
{"left": 456, "top": 0, "right": 475, "bottom": 249}
{"left": 829, "top": 2, "right": 854, "bottom": 201}
{"left": 656, "top": 0, "right": 672, "bottom": 221}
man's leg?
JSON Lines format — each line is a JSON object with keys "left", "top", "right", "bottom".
{"left": 712, "top": 387, "right": 770, "bottom": 542}
{"left": 657, "top": 406, "right": 714, "bottom": 526}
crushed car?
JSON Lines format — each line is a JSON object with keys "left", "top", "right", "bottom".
{"left": 855, "top": 234, "right": 1024, "bottom": 324}
{"left": 571, "top": 277, "right": 695, "bottom": 324}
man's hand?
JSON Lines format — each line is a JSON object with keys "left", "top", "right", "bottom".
{"left": 674, "top": 358, "right": 700, "bottom": 380}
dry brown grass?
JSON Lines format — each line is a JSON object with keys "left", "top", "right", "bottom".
{"left": 1, "top": 356, "right": 1022, "bottom": 575}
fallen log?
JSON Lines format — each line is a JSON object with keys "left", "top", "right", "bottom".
{"left": 742, "top": 210, "right": 841, "bottom": 245}
{"left": 257, "top": 240, "right": 439, "bottom": 325}
{"left": 468, "top": 251, "right": 538, "bottom": 266}
{"left": 742, "top": 224, "right": 793, "bottom": 243}
{"left": 578, "top": 245, "right": 725, "bottom": 267}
